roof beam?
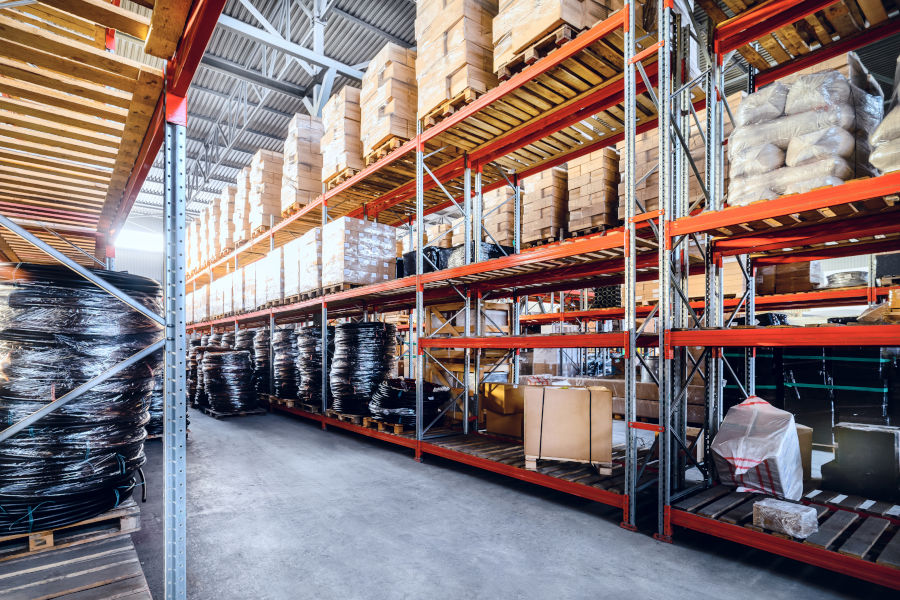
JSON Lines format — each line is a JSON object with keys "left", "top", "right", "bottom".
{"left": 188, "top": 83, "right": 296, "bottom": 119}
{"left": 187, "top": 110, "right": 287, "bottom": 143}
{"left": 217, "top": 13, "right": 364, "bottom": 80}
{"left": 200, "top": 54, "right": 309, "bottom": 98}
{"left": 331, "top": 7, "right": 412, "bottom": 48}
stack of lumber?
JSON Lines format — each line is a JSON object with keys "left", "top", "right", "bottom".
{"left": 567, "top": 147, "right": 619, "bottom": 234}
{"left": 248, "top": 149, "right": 284, "bottom": 232}
{"left": 522, "top": 167, "right": 567, "bottom": 244}
{"left": 217, "top": 185, "right": 237, "bottom": 253}
{"left": 361, "top": 43, "right": 417, "bottom": 162}
{"left": 321, "top": 86, "right": 364, "bottom": 188}
{"left": 492, "top": 0, "right": 615, "bottom": 73}
{"left": 482, "top": 186, "right": 517, "bottom": 246}
{"left": 281, "top": 114, "right": 324, "bottom": 215}
{"left": 415, "top": 0, "right": 498, "bottom": 123}
{"left": 232, "top": 167, "right": 252, "bottom": 246}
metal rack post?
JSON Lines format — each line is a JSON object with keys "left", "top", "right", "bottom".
{"left": 415, "top": 130, "right": 425, "bottom": 449}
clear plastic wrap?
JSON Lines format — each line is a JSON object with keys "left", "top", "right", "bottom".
{"left": 784, "top": 71, "right": 851, "bottom": 115}
{"left": 295, "top": 326, "right": 334, "bottom": 405}
{"left": 729, "top": 157, "right": 850, "bottom": 206}
{"left": 252, "top": 329, "right": 270, "bottom": 397}
{"left": 447, "top": 242, "right": 514, "bottom": 268}
{"left": 735, "top": 82, "right": 788, "bottom": 127}
{"left": 730, "top": 143, "right": 785, "bottom": 178}
{"left": 752, "top": 498, "right": 818, "bottom": 538}
{"left": 322, "top": 217, "right": 394, "bottom": 287}
{"left": 870, "top": 139, "right": 900, "bottom": 173}
{"left": 369, "top": 378, "right": 449, "bottom": 426}
{"left": 729, "top": 103, "right": 855, "bottom": 154}
{"left": 272, "top": 328, "right": 299, "bottom": 400}
{"left": 329, "top": 322, "right": 395, "bottom": 415}
{"left": 297, "top": 227, "right": 322, "bottom": 293}
{"left": 0, "top": 264, "right": 163, "bottom": 533}
{"left": 785, "top": 126, "right": 855, "bottom": 167}
{"left": 711, "top": 397, "right": 803, "bottom": 500}
{"left": 202, "top": 351, "right": 257, "bottom": 414}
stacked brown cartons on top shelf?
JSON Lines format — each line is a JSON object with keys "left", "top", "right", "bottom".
{"left": 248, "top": 149, "right": 284, "bottom": 233}
{"left": 321, "top": 86, "right": 364, "bottom": 188}
{"left": 522, "top": 166, "right": 567, "bottom": 244}
{"left": 426, "top": 223, "right": 454, "bottom": 248}
{"left": 206, "top": 199, "right": 221, "bottom": 259}
{"left": 281, "top": 114, "right": 323, "bottom": 215}
{"left": 567, "top": 147, "right": 619, "bottom": 234}
{"left": 482, "top": 186, "right": 517, "bottom": 246}
{"left": 415, "top": 0, "right": 498, "bottom": 124}
{"left": 232, "top": 166, "right": 251, "bottom": 246}
{"left": 361, "top": 43, "right": 417, "bottom": 162}
{"left": 196, "top": 208, "right": 210, "bottom": 268}
{"left": 217, "top": 185, "right": 236, "bottom": 254}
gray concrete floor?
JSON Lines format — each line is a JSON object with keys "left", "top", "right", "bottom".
{"left": 133, "top": 412, "right": 895, "bottom": 600}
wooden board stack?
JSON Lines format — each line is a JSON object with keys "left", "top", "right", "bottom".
{"left": 321, "top": 86, "right": 364, "bottom": 188}
{"left": 361, "top": 43, "right": 417, "bottom": 162}
{"left": 232, "top": 167, "right": 252, "bottom": 246}
{"left": 281, "top": 114, "right": 324, "bottom": 215}
{"left": 567, "top": 147, "right": 619, "bottom": 234}
{"left": 415, "top": 0, "right": 499, "bottom": 124}
{"left": 482, "top": 186, "right": 517, "bottom": 246}
{"left": 218, "top": 185, "right": 237, "bottom": 254}
{"left": 248, "top": 149, "right": 284, "bottom": 233}
{"left": 522, "top": 167, "right": 567, "bottom": 244}
{"left": 492, "top": 0, "right": 615, "bottom": 73}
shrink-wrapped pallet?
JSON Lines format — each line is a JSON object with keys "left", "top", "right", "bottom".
{"left": 492, "top": 0, "right": 614, "bottom": 73}
{"left": 248, "top": 149, "right": 284, "bottom": 232}
{"left": 298, "top": 227, "right": 322, "bottom": 293}
{"left": 221, "top": 272, "right": 233, "bottom": 315}
{"left": 482, "top": 186, "right": 517, "bottom": 246}
{"left": 194, "top": 285, "right": 209, "bottom": 322}
{"left": 415, "top": 0, "right": 498, "bottom": 121}
{"left": 217, "top": 185, "right": 236, "bottom": 253}
{"left": 281, "top": 114, "right": 323, "bottom": 214}
{"left": 870, "top": 55, "right": 900, "bottom": 173}
{"left": 231, "top": 267, "right": 244, "bottom": 314}
{"left": 257, "top": 247, "right": 284, "bottom": 305}
{"left": 567, "top": 147, "right": 619, "bottom": 233}
{"left": 321, "top": 86, "right": 364, "bottom": 186}
{"left": 207, "top": 201, "right": 221, "bottom": 258}
{"left": 522, "top": 167, "right": 567, "bottom": 244}
{"left": 361, "top": 43, "right": 417, "bottom": 160}
{"left": 242, "top": 261, "right": 257, "bottom": 311}
{"left": 232, "top": 167, "right": 251, "bottom": 246}
{"left": 186, "top": 290, "right": 194, "bottom": 323}
{"left": 322, "top": 217, "right": 394, "bottom": 288}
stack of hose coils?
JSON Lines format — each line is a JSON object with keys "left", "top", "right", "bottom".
{"left": 208, "top": 332, "right": 221, "bottom": 346}
{"left": 0, "top": 263, "right": 163, "bottom": 534}
{"left": 295, "top": 326, "right": 334, "bottom": 405}
{"left": 369, "top": 379, "right": 449, "bottom": 427}
{"left": 190, "top": 346, "right": 226, "bottom": 408}
{"left": 234, "top": 329, "right": 255, "bottom": 361}
{"left": 252, "top": 329, "right": 270, "bottom": 397}
{"left": 200, "top": 333, "right": 210, "bottom": 345}
{"left": 219, "top": 331, "right": 235, "bottom": 348}
{"left": 145, "top": 348, "right": 164, "bottom": 436}
{"left": 201, "top": 351, "right": 256, "bottom": 413}
{"left": 330, "top": 322, "right": 395, "bottom": 414}
{"left": 272, "top": 328, "right": 299, "bottom": 399}
{"left": 187, "top": 338, "right": 202, "bottom": 405}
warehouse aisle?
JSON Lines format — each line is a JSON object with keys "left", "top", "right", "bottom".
{"left": 133, "top": 414, "right": 892, "bottom": 600}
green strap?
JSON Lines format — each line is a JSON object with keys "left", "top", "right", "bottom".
{"left": 785, "top": 382, "right": 888, "bottom": 393}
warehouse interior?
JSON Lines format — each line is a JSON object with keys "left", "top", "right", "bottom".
{"left": 1, "top": 1, "right": 900, "bottom": 599}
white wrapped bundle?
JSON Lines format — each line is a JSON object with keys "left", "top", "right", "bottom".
{"left": 730, "top": 143, "right": 785, "bottom": 178}
{"left": 729, "top": 158, "right": 850, "bottom": 206}
{"left": 735, "top": 82, "right": 788, "bottom": 127}
{"left": 785, "top": 71, "right": 851, "bottom": 115}
{"left": 870, "top": 141, "right": 900, "bottom": 172}
{"left": 781, "top": 175, "right": 844, "bottom": 195}
{"left": 729, "top": 103, "right": 855, "bottom": 154}
{"left": 868, "top": 55, "right": 899, "bottom": 173}
{"left": 785, "top": 126, "right": 855, "bottom": 167}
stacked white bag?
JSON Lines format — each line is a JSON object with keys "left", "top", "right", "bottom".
{"left": 727, "top": 53, "right": 882, "bottom": 207}
{"left": 870, "top": 55, "right": 900, "bottom": 173}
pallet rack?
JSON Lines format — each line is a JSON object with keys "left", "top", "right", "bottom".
{"left": 186, "top": 1, "right": 900, "bottom": 589}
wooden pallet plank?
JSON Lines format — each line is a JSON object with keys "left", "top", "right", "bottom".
{"left": 838, "top": 516, "right": 891, "bottom": 559}
{"left": 875, "top": 530, "right": 900, "bottom": 569}
{"left": 804, "top": 510, "right": 860, "bottom": 550}
{"left": 719, "top": 495, "right": 760, "bottom": 525}
{"left": 39, "top": 0, "right": 151, "bottom": 40}
{"left": 672, "top": 486, "right": 731, "bottom": 513}
{"left": 697, "top": 491, "right": 754, "bottom": 519}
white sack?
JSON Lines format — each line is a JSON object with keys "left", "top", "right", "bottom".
{"left": 785, "top": 71, "right": 851, "bottom": 115}
{"left": 729, "top": 103, "right": 855, "bottom": 154}
{"left": 730, "top": 143, "right": 785, "bottom": 178}
{"left": 870, "top": 139, "right": 900, "bottom": 173}
{"left": 735, "top": 82, "right": 788, "bottom": 127}
{"left": 785, "top": 126, "right": 855, "bottom": 167}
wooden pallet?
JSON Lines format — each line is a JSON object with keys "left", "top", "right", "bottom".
{"left": 364, "top": 136, "right": 407, "bottom": 166}
{"left": 298, "top": 288, "right": 319, "bottom": 301}
{"left": 216, "top": 246, "right": 234, "bottom": 259}
{"left": 523, "top": 235, "right": 562, "bottom": 249}
{"left": 362, "top": 416, "right": 407, "bottom": 435}
{"left": 496, "top": 23, "right": 579, "bottom": 81}
{"left": 0, "top": 535, "right": 152, "bottom": 600}
{"left": 323, "top": 166, "right": 360, "bottom": 190}
{"left": 321, "top": 282, "right": 363, "bottom": 296}
{"left": 298, "top": 401, "right": 322, "bottom": 414}
{"left": 420, "top": 87, "right": 482, "bottom": 130}
{"left": 269, "top": 395, "right": 295, "bottom": 408}
{"left": 0, "top": 499, "right": 140, "bottom": 563}
{"left": 325, "top": 409, "right": 364, "bottom": 425}
{"left": 281, "top": 201, "right": 308, "bottom": 218}
{"left": 199, "top": 406, "right": 267, "bottom": 419}
{"left": 250, "top": 224, "right": 271, "bottom": 239}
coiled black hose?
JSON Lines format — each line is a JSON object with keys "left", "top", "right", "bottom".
{"left": 234, "top": 329, "right": 255, "bottom": 360}
{"left": 252, "top": 329, "right": 270, "bottom": 397}
{"left": 146, "top": 349, "right": 164, "bottom": 436}
{"left": 369, "top": 378, "right": 450, "bottom": 426}
{"left": 0, "top": 263, "right": 162, "bottom": 534}
{"left": 295, "top": 326, "right": 334, "bottom": 405}
{"left": 330, "top": 322, "right": 395, "bottom": 414}
{"left": 201, "top": 351, "right": 256, "bottom": 413}
{"left": 220, "top": 331, "right": 235, "bottom": 348}
{"left": 273, "top": 329, "right": 299, "bottom": 399}
{"left": 189, "top": 346, "right": 226, "bottom": 408}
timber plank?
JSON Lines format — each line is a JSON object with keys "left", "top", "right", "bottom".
{"left": 719, "top": 496, "right": 760, "bottom": 525}
{"left": 0, "top": 76, "right": 128, "bottom": 122}
{"left": 837, "top": 516, "right": 890, "bottom": 559}
{"left": 144, "top": 0, "right": 191, "bottom": 59}
{"left": 876, "top": 530, "right": 900, "bottom": 569}
{"left": 804, "top": 510, "right": 860, "bottom": 549}
{"left": 0, "top": 97, "right": 124, "bottom": 137}
{"left": 0, "top": 40, "right": 136, "bottom": 92}
{"left": 0, "top": 149, "right": 110, "bottom": 182}
{"left": 672, "top": 486, "right": 731, "bottom": 513}
{"left": 0, "top": 57, "right": 132, "bottom": 108}
{"left": 697, "top": 491, "right": 754, "bottom": 519}
{"left": 0, "top": 125, "right": 118, "bottom": 160}
{"left": 0, "top": 110, "right": 120, "bottom": 148}
{"left": 0, "top": 136, "right": 116, "bottom": 169}
{"left": 856, "top": 0, "right": 889, "bottom": 24}
{"left": 39, "top": 0, "right": 151, "bottom": 40}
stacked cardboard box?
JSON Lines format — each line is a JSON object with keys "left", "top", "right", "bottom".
{"left": 492, "top": 0, "right": 615, "bottom": 73}
{"left": 361, "top": 43, "right": 417, "bottom": 160}
{"left": 255, "top": 247, "right": 284, "bottom": 306}
{"left": 231, "top": 267, "right": 244, "bottom": 314}
{"left": 322, "top": 217, "right": 395, "bottom": 288}
{"left": 426, "top": 223, "right": 453, "bottom": 248}
{"left": 206, "top": 201, "right": 221, "bottom": 259}
{"left": 283, "top": 227, "right": 322, "bottom": 296}
{"left": 248, "top": 149, "right": 284, "bottom": 232}
{"left": 756, "top": 262, "right": 824, "bottom": 295}
{"left": 232, "top": 167, "right": 251, "bottom": 246}
{"left": 193, "top": 285, "right": 208, "bottom": 323}
{"left": 186, "top": 290, "right": 193, "bottom": 323}
{"left": 482, "top": 383, "right": 525, "bottom": 438}
{"left": 187, "top": 219, "right": 200, "bottom": 272}
{"left": 522, "top": 166, "right": 567, "bottom": 243}
{"left": 196, "top": 209, "right": 210, "bottom": 267}
{"left": 415, "top": 0, "right": 498, "bottom": 122}
{"left": 281, "top": 114, "right": 324, "bottom": 214}
{"left": 567, "top": 147, "right": 619, "bottom": 233}
{"left": 628, "top": 259, "right": 745, "bottom": 304}
{"left": 482, "top": 186, "right": 517, "bottom": 246}
{"left": 242, "top": 262, "right": 257, "bottom": 311}
{"left": 217, "top": 185, "right": 236, "bottom": 253}
{"left": 321, "top": 86, "right": 364, "bottom": 186}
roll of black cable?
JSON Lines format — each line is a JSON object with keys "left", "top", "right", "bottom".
{"left": 0, "top": 263, "right": 162, "bottom": 534}
{"left": 201, "top": 351, "right": 256, "bottom": 414}
{"left": 295, "top": 326, "right": 334, "bottom": 405}
{"left": 188, "top": 339, "right": 202, "bottom": 406}
{"left": 200, "top": 334, "right": 210, "bottom": 345}
{"left": 234, "top": 329, "right": 255, "bottom": 361}
{"left": 220, "top": 331, "right": 235, "bottom": 348}
{"left": 447, "top": 243, "right": 514, "bottom": 269}
{"left": 272, "top": 328, "right": 299, "bottom": 399}
{"left": 369, "top": 378, "right": 449, "bottom": 426}
{"left": 146, "top": 348, "right": 164, "bottom": 436}
{"left": 208, "top": 333, "right": 221, "bottom": 346}
{"left": 330, "top": 322, "right": 395, "bottom": 414}
{"left": 191, "top": 346, "right": 226, "bottom": 408}
{"left": 252, "top": 329, "right": 270, "bottom": 397}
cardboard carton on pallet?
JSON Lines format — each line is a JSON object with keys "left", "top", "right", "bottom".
{"left": 361, "top": 43, "right": 417, "bottom": 162}
{"left": 207, "top": 201, "right": 222, "bottom": 258}
{"left": 232, "top": 166, "right": 252, "bottom": 246}
{"left": 426, "top": 223, "right": 454, "bottom": 248}
{"left": 415, "top": 0, "right": 499, "bottom": 124}
{"left": 321, "top": 86, "right": 364, "bottom": 187}
{"left": 482, "top": 185, "right": 518, "bottom": 246}
{"left": 281, "top": 114, "right": 323, "bottom": 215}
{"left": 231, "top": 267, "right": 244, "bottom": 314}
{"left": 187, "top": 219, "right": 200, "bottom": 272}
{"left": 567, "top": 147, "right": 619, "bottom": 234}
{"left": 282, "top": 226, "right": 322, "bottom": 295}
{"left": 522, "top": 166, "right": 567, "bottom": 244}
{"left": 322, "top": 216, "right": 395, "bottom": 288}
{"left": 217, "top": 185, "right": 236, "bottom": 253}
{"left": 248, "top": 149, "right": 284, "bottom": 233}
{"left": 196, "top": 208, "right": 210, "bottom": 267}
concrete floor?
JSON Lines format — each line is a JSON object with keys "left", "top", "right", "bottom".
{"left": 133, "top": 412, "right": 895, "bottom": 600}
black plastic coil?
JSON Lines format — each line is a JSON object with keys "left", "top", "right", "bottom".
{"left": 272, "top": 328, "right": 299, "bottom": 399}
{"left": 252, "top": 329, "right": 270, "bottom": 397}
{"left": 220, "top": 331, "right": 235, "bottom": 348}
{"left": 295, "top": 326, "right": 334, "bottom": 406}
{"left": 201, "top": 351, "right": 256, "bottom": 413}
{"left": 369, "top": 378, "right": 450, "bottom": 426}
{"left": 329, "top": 322, "right": 395, "bottom": 415}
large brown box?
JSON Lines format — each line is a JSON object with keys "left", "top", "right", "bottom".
{"left": 361, "top": 43, "right": 417, "bottom": 158}
{"left": 568, "top": 147, "right": 619, "bottom": 233}
{"left": 485, "top": 410, "right": 524, "bottom": 438}
{"left": 522, "top": 166, "right": 567, "bottom": 243}
{"left": 482, "top": 383, "right": 525, "bottom": 415}
{"left": 755, "top": 262, "right": 824, "bottom": 295}
{"left": 281, "top": 114, "right": 323, "bottom": 213}
{"left": 482, "top": 185, "right": 518, "bottom": 246}
{"left": 321, "top": 86, "right": 364, "bottom": 184}
{"left": 523, "top": 385, "right": 612, "bottom": 469}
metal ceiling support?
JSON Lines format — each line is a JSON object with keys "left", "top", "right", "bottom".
{"left": 188, "top": 84, "right": 295, "bottom": 118}
{"left": 200, "top": 54, "right": 310, "bottom": 98}
{"left": 187, "top": 110, "right": 290, "bottom": 141}
{"left": 331, "top": 6, "right": 413, "bottom": 48}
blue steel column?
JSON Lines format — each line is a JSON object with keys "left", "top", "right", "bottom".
{"left": 163, "top": 92, "right": 188, "bottom": 600}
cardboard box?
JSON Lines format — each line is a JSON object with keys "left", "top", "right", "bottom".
{"left": 281, "top": 113, "right": 323, "bottom": 213}
{"left": 485, "top": 409, "right": 524, "bottom": 438}
{"left": 523, "top": 385, "right": 612, "bottom": 468}
{"left": 361, "top": 43, "right": 417, "bottom": 157}
{"left": 482, "top": 383, "right": 525, "bottom": 415}
{"left": 321, "top": 86, "right": 364, "bottom": 183}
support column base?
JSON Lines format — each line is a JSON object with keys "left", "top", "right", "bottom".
{"left": 653, "top": 533, "right": 673, "bottom": 544}
{"left": 619, "top": 522, "right": 638, "bottom": 532}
